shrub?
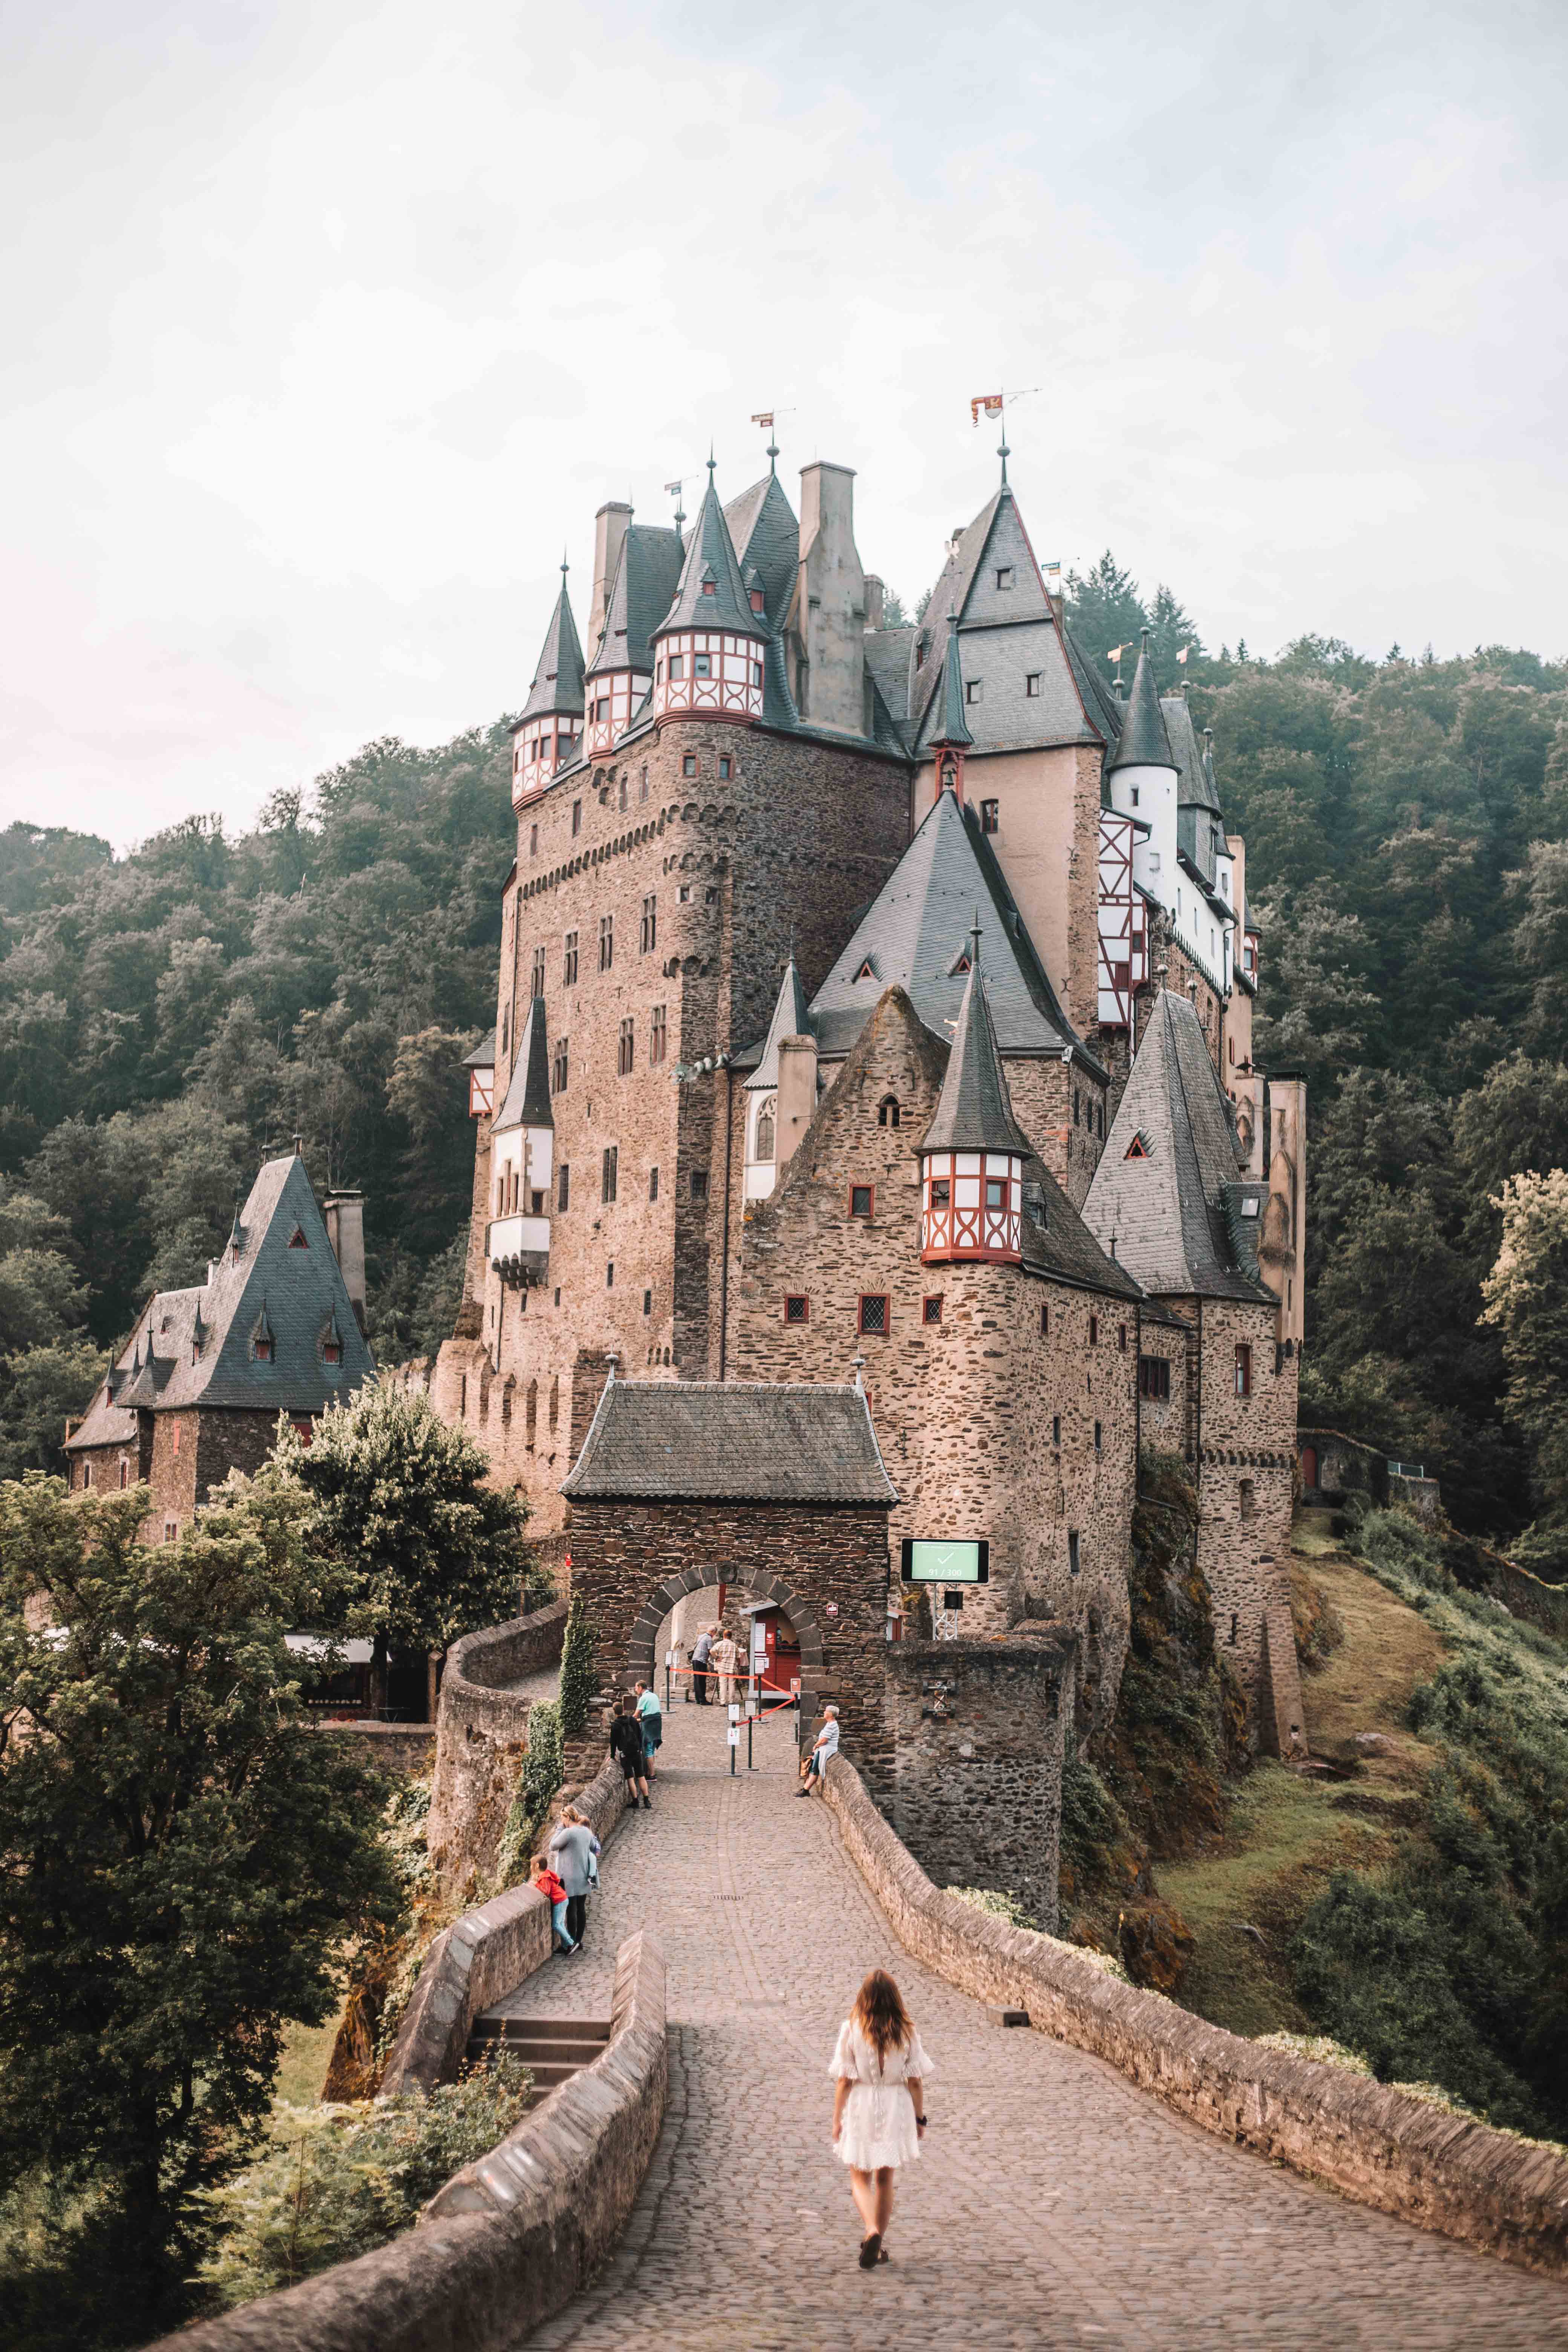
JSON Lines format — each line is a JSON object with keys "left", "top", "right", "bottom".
{"left": 494, "top": 1700, "right": 563, "bottom": 1887}
{"left": 557, "top": 1591, "right": 595, "bottom": 1741}
{"left": 199, "top": 2064, "right": 531, "bottom": 2308}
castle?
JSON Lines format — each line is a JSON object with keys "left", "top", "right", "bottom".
{"left": 395, "top": 441, "right": 1309, "bottom": 1756}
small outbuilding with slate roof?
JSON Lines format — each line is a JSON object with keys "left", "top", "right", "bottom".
{"left": 64, "top": 1148, "right": 375, "bottom": 1545}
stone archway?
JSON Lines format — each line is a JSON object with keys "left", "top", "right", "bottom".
{"left": 625, "top": 1565, "right": 826, "bottom": 1693}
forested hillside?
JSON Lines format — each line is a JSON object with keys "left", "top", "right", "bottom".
{"left": 0, "top": 728, "right": 515, "bottom": 1475}
{"left": 3, "top": 576, "right": 1566, "bottom": 1565}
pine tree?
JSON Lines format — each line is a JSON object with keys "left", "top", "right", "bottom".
{"left": 1063, "top": 550, "right": 1146, "bottom": 669}
{"left": 557, "top": 1588, "right": 596, "bottom": 1739}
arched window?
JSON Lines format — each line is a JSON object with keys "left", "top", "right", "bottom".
{"left": 877, "top": 1095, "right": 900, "bottom": 1129}
{"left": 754, "top": 1096, "right": 776, "bottom": 1162}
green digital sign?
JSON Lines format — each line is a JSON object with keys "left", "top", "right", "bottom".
{"left": 901, "top": 1539, "right": 989, "bottom": 1585}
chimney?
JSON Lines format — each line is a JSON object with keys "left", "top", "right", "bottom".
{"left": 863, "top": 574, "right": 885, "bottom": 632}
{"left": 775, "top": 1033, "right": 818, "bottom": 1172}
{"left": 324, "top": 1190, "right": 367, "bottom": 1335}
{"left": 590, "top": 501, "right": 632, "bottom": 654}
{"left": 796, "top": 462, "right": 867, "bottom": 737}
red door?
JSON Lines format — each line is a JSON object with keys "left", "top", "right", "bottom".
{"left": 1300, "top": 1446, "right": 1317, "bottom": 1491}
{"left": 763, "top": 1609, "right": 801, "bottom": 1702}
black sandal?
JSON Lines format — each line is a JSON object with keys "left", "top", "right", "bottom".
{"left": 858, "top": 2232, "right": 881, "bottom": 2269}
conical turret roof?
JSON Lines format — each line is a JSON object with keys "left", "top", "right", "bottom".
{"left": 654, "top": 463, "right": 765, "bottom": 640}
{"left": 929, "top": 619, "right": 973, "bottom": 749}
{"left": 492, "top": 995, "right": 554, "bottom": 1136}
{"left": 746, "top": 956, "right": 813, "bottom": 1093}
{"left": 920, "top": 930, "right": 1033, "bottom": 1158}
{"left": 519, "top": 568, "right": 585, "bottom": 723}
{"left": 586, "top": 525, "right": 686, "bottom": 679}
{"left": 1105, "top": 630, "right": 1175, "bottom": 774}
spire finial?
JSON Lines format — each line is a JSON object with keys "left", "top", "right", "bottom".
{"left": 1140, "top": 623, "right": 1150, "bottom": 650}
{"left": 998, "top": 432, "right": 1009, "bottom": 487}
{"left": 767, "top": 432, "right": 779, "bottom": 476}
{"left": 707, "top": 446, "right": 716, "bottom": 484}
{"left": 969, "top": 912, "right": 983, "bottom": 969}
{"left": 561, "top": 548, "right": 570, "bottom": 582}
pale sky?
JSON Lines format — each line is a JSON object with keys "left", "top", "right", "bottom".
{"left": 2, "top": 0, "right": 1562, "bottom": 850}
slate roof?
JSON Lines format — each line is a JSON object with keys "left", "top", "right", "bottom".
{"left": 863, "top": 627, "right": 915, "bottom": 729}
{"left": 492, "top": 995, "right": 553, "bottom": 1135}
{"left": 806, "top": 782, "right": 1092, "bottom": 1070}
{"left": 929, "top": 622, "right": 973, "bottom": 747}
{"left": 586, "top": 524, "right": 685, "bottom": 680}
{"left": 745, "top": 957, "right": 812, "bottom": 1094}
{"left": 920, "top": 938, "right": 1032, "bottom": 1156}
{"left": 1061, "top": 622, "right": 1125, "bottom": 746}
{"left": 654, "top": 466, "right": 764, "bottom": 641}
{"left": 66, "top": 1154, "right": 376, "bottom": 1446}
{"left": 519, "top": 573, "right": 585, "bottom": 722}
{"left": 463, "top": 1030, "right": 496, "bottom": 1070}
{"left": 1081, "top": 990, "right": 1272, "bottom": 1304}
{"left": 1018, "top": 1150, "right": 1144, "bottom": 1301}
{"left": 1106, "top": 633, "right": 1176, "bottom": 773}
{"left": 723, "top": 471, "right": 799, "bottom": 629}
{"left": 560, "top": 1376, "right": 897, "bottom": 1505}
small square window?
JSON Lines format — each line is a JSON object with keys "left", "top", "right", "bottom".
{"left": 694, "top": 652, "right": 711, "bottom": 677}
{"left": 784, "top": 1294, "right": 809, "bottom": 1324}
{"left": 995, "top": 566, "right": 1014, "bottom": 590}
{"left": 859, "top": 1293, "right": 888, "bottom": 1336}
{"left": 691, "top": 1169, "right": 709, "bottom": 1202}
{"left": 1025, "top": 672, "right": 1041, "bottom": 697}
{"left": 682, "top": 753, "right": 697, "bottom": 777}
{"left": 923, "top": 1295, "right": 943, "bottom": 1325}
{"left": 719, "top": 755, "right": 732, "bottom": 779}
{"left": 850, "top": 1184, "right": 873, "bottom": 1217}
{"left": 980, "top": 799, "right": 1000, "bottom": 834}
{"left": 965, "top": 678, "right": 982, "bottom": 705}
{"left": 750, "top": 660, "right": 763, "bottom": 686}
{"left": 678, "top": 884, "right": 691, "bottom": 902}
{"left": 668, "top": 654, "right": 684, "bottom": 680}
{"left": 164, "top": 1521, "right": 178, "bottom": 1544}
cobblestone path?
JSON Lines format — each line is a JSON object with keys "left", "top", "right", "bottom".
{"left": 495, "top": 1701, "right": 1565, "bottom": 2351}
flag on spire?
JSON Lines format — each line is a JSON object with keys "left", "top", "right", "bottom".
{"left": 970, "top": 392, "right": 1004, "bottom": 426}
{"left": 750, "top": 411, "right": 774, "bottom": 428}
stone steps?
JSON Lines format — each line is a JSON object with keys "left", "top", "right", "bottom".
{"left": 466, "top": 2013, "right": 611, "bottom": 2100}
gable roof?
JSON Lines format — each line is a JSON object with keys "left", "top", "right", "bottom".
{"left": 723, "top": 470, "right": 799, "bottom": 629}
{"left": 919, "top": 937, "right": 1032, "bottom": 1157}
{"left": 586, "top": 523, "right": 686, "bottom": 680}
{"left": 807, "top": 782, "right": 1087, "bottom": 1068}
{"left": 910, "top": 488, "right": 1100, "bottom": 754}
{"left": 66, "top": 1153, "right": 376, "bottom": 1446}
{"left": 1106, "top": 632, "right": 1176, "bottom": 773}
{"left": 654, "top": 465, "right": 764, "bottom": 641}
{"left": 492, "top": 995, "right": 553, "bottom": 1135}
{"left": 560, "top": 1376, "right": 897, "bottom": 1505}
{"left": 519, "top": 572, "right": 585, "bottom": 723}
{"left": 745, "top": 956, "right": 812, "bottom": 1093}
{"left": 1082, "top": 989, "right": 1272, "bottom": 1303}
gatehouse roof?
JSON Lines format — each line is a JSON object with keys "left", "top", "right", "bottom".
{"left": 561, "top": 1377, "right": 897, "bottom": 1506}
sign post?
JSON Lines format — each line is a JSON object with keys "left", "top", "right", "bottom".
{"left": 728, "top": 1701, "right": 740, "bottom": 1776}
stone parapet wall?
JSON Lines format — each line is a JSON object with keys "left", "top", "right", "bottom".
{"left": 152, "top": 1927, "right": 667, "bottom": 2352}
{"left": 427, "top": 1602, "right": 567, "bottom": 1886}
{"left": 386, "top": 1749, "right": 625, "bottom": 2096}
{"left": 822, "top": 1753, "right": 1568, "bottom": 2279}
{"left": 885, "top": 1630, "right": 1074, "bottom": 1929}
{"left": 314, "top": 1722, "right": 436, "bottom": 1778}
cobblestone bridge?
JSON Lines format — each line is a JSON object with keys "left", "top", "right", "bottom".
{"left": 492, "top": 1695, "right": 1565, "bottom": 2351}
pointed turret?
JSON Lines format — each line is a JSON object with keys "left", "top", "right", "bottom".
{"left": 1106, "top": 631, "right": 1175, "bottom": 776}
{"left": 512, "top": 563, "right": 585, "bottom": 804}
{"left": 651, "top": 460, "right": 768, "bottom": 725}
{"left": 919, "top": 928, "right": 1030, "bottom": 1265}
{"left": 925, "top": 617, "right": 972, "bottom": 803}
{"left": 583, "top": 523, "right": 684, "bottom": 756}
{"left": 487, "top": 995, "right": 555, "bottom": 1285}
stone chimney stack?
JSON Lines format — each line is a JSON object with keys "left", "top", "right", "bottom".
{"left": 863, "top": 574, "right": 885, "bottom": 631}
{"left": 324, "top": 1191, "right": 367, "bottom": 1335}
{"left": 796, "top": 461, "right": 867, "bottom": 737}
{"left": 775, "top": 1034, "right": 818, "bottom": 1173}
{"left": 590, "top": 501, "right": 633, "bottom": 653}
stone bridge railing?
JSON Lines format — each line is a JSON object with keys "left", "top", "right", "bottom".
{"left": 427, "top": 1600, "right": 567, "bottom": 1886}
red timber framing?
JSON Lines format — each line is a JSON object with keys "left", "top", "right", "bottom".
{"left": 513, "top": 721, "right": 580, "bottom": 808}
{"left": 584, "top": 669, "right": 649, "bottom": 758}
{"left": 920, "top": 1149, "right": 1023, "bottom": 1263}
{"left": 1096, "top": 808, "right": 1144, "bottom": 1029}
{"left": 652, "top": 629, "right": 766, "bottom": 723}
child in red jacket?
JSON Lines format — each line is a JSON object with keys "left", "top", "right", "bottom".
{"left": 533, "top": 1857, "right": 578, "bottom": 1955}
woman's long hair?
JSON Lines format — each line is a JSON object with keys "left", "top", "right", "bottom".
{"left": 851, "top": 1969, "right": 913, "bottom": 2064}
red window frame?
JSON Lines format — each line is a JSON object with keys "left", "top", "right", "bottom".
{"left": 784, "top": 1294, "right": 809, "bottom": 1325}
{"left": 849, "top": 1183, "right": 874, "bottom": 1218}
{"left": 858, "top": 1293, "right": 889, "bottom": 1336}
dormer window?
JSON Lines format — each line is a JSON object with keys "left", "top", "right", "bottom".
{"left": 191, "top": 1342, "right": 202, "bottom": 1364}
{"left": 701, "top": 578, "right": 717, "bottom": 596}
{"left": 855, "top": 958, "right": 876, "bottom": 982}
{"left": 750, "top": 588, "right": 765, "bottom": 613}
{"left": 254, "top": 1337, "right": 273, "bottom": 1363}
{"left": 966, "top": 679, "right": 982, "bottom": 705}
{"left": 995, "top": 566, "right": 1014, "bottom": 590}
{"left": 946, "top": 949, "right": 971, "bottom": 977}
{"left": 1125, "top": 1131, "right": 1150, "bottom": 1160}
{"left": 323, "top": 1340, "right": 342, "bottom": 1366}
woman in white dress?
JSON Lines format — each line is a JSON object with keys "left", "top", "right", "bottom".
{"left": 828, "top": 1969, "right": 931, "bottom": 2268}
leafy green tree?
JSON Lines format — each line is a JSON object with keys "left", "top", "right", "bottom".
{"left": 1481, "top": 1169, "right": 1568, "bottom": 1524}
{"left": 0, "top": 1472, "right": 403, "bottom": 2335}
{"left": 286, "top": 1383, "right": 530, "bottom": 1704}
{"left": 0, "top": 1340, "right": 106, "bottom": 1478}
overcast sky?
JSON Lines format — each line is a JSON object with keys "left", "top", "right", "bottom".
{"left": 1, "top": 0, "right": 1562, "bottom": 850}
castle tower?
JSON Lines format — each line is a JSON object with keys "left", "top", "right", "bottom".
{"left": 511, "top": 563, "right": 585, "bottom": 808}
{"left": 486, "top": 995, "right": 554, "bottom": 1290}
{"left": 925, "top": 615, "right": 974, "bottom": 804}
{"left": 919, "top": 928, "right": 1030, "bottom": 1263}
{"left": 582, "top": 519, "right": 685, "bottom": 759}
{"left": 650, "top": 459, "right": 768, "bottom": 724}
{"left": 1103, "top": 628, "right": 1177, "bottom": 908}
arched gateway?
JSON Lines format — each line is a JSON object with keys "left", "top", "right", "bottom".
{"left": 559, "top": 1371, "right": 897, "bottom": 1778}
